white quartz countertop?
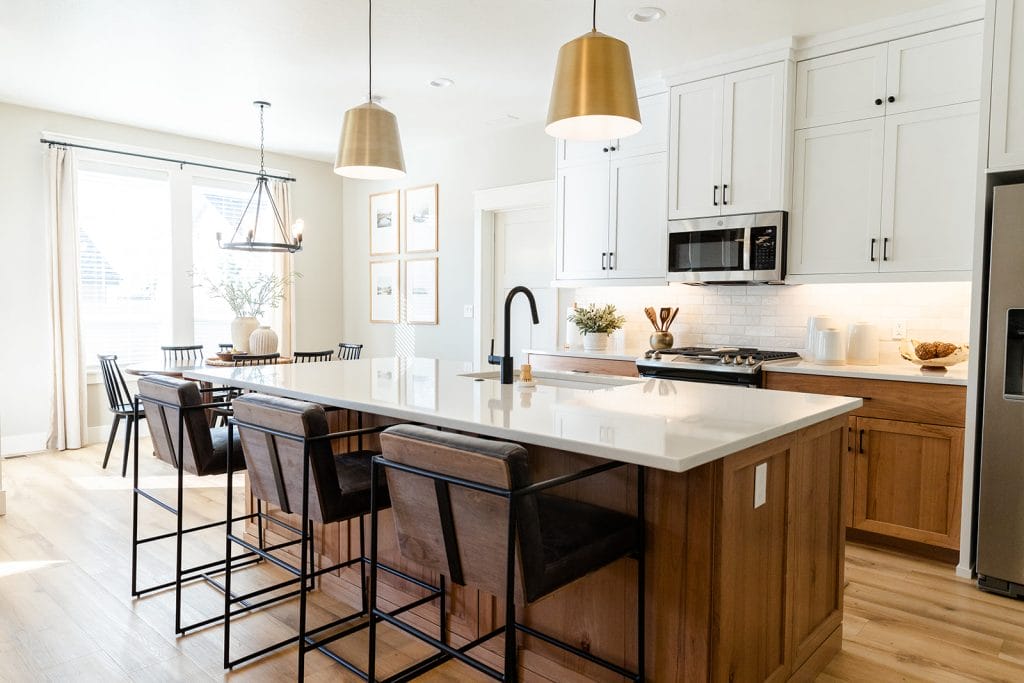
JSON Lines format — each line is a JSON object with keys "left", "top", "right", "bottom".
{"left": 764, "top": 359, "right": 968, "bottom": 386}
{"left": 185, "top": 357, "right": 860, "bottom": 474}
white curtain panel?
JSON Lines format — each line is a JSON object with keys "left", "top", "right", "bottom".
{"left": 45, "top": 146, "right": 87, "bottom": 451}
{"left": 270, "top": 180, "right": 295, "bottom": 356}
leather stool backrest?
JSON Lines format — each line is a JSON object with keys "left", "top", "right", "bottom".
{"left": 378, "top": 425, "right": 543, "bottom": 604}
{"left": 231, "top": 394, "right": 341, "bottom": 524}
{"left": 137, "top": 375, "right": 215, "bottom": 476}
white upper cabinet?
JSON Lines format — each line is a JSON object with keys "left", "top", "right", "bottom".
{"left": 722, "top": 63, "right": 787, "bottom": 214}
{"left": 790, "top": 22, "right": 982, "bottom": 278}
{"left": 789, "top": 120, "right": 885, "bottom": 275}
{"left": 990, "top": 0, "right": 1024, "bottom": 169}
{"left": 668, "top": 77, "right": 723, "bottom": 219}
{"left": 609, "top": 153, "right": 668, "bottom": 279}
{"left": 884, "top": 23, "right": 983, "bottom": 115}
{"left": 795, "top": 45, "right": 888, "bottom": 128}
{"left": 669, "top": 62, "right": 786, "bottom": 220}
{"left": 880, "top": 102, "right": 980, "bottom": 273}
{"left": 554, "top": 93, "right": 669, "bottom": 284}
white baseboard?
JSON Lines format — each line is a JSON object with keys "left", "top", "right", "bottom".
{"left": 956, "top": 563, "right": 974, "bottom": 580}
{"left": 0, "top": 490, "right": 6, "bottom": 516}
{"left": 1, "top": 432, "right": 48, "bottom": 456}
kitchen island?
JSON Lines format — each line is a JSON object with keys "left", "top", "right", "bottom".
{"left": 187, "top": 358, "right": 861, "bottom": 682}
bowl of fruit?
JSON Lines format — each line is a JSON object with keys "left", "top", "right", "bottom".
{"left": 899, "top": 339, "right": 969, "bottom": 368}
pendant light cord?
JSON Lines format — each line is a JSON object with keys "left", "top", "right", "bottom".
{"left": 592, "top": 0, "right": 597, "bottom": 31}
{"left": 368, "top": 0, "right": 373, "bottom": 102}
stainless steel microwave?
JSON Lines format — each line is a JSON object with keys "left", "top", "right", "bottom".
{"left": 667, "top": 211, "right": 787, "bottom": 284}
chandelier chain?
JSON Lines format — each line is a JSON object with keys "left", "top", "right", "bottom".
{"left": 258, "top": 103, "right": 266, "bottom": 174}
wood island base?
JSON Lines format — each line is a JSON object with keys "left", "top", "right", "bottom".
{"left": 247, "top": 412, "right": 847, "bottom": 682}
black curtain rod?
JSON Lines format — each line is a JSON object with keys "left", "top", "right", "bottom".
{"left": 39, "top": 138, "right": 296, "bottom": 182}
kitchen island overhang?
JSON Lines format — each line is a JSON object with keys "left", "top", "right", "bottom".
{"left": 186, "top": 358, "right": 861, "bottom": 681}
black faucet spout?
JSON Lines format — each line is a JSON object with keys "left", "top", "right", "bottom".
{"left": 489, "top": 285, "right": 540, "bottom": 384}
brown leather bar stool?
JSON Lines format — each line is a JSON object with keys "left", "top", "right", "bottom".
{"left": 370, "top": 424, "right": 646, "bottom": 682}
{"left": 224, "top": 394, "right": 444, "bottom": 680}
{"left": 133, "top": 375, "right": 273, "bottom": 635}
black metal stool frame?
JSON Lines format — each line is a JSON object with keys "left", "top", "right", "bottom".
{"left": 130, "top": 393, "right": 301, "bottom": 636}
{"left": 223, "top": 417, "right": 446, "bottom": 681}
{"left": 367, "top": 455, "right": 646, "bottom": 683}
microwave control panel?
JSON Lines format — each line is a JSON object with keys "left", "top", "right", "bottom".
{"left": 751, "top": 226, "right": 778, "bottom": 270}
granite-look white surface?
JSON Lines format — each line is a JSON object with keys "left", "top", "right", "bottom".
{"left": 186, "top": 357, "right": 860, "bottom": 473}
{"left": 764, "top": 359, "right": 968, "bottom": 386}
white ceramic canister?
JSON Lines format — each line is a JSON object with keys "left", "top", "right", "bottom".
{"left": 815, "top": 328, "right": 846, "bottom": 365}
{"left": 847, "top": 322, "right": 880, "bottom": 365}
{"left": 806, "top": 315, "right": 835, "bottom": 361}
{"left": 249, "top": 325, "right": 279, "bottom": 355}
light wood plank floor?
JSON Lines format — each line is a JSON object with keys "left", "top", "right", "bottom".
{"left": 2, "top": 443, "right": 1024, "bottom": 682}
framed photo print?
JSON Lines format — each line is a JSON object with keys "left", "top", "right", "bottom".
{"left": 369, "top": 260, "right": 400, "bottom": 323}
{"left": 405, "top": 257, "right": 438, "bottom": 325}
{"left": 404, "top": 183, "right": 438, "bottom": 253}
{"left": 369, "top": 190, "right": 399, "bottom": 255}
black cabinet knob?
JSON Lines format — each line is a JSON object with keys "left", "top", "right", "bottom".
{"left": 874, "top": 98, "right": 883, "bottom": 105}
{"left": 602, "top": 147, "right": 609, "bottom": 153}
{"left": 887, "top": 95, "right": 895, "bottom": 103}
{"left": 609, "top": 146, "right": 617, "bottom": 151}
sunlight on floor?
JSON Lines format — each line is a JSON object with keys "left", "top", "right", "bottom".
{"left": 0, "top": 559, "right": 67, "bottom": 579}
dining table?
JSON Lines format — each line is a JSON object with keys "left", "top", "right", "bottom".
{"left": 123, "top": 356, "right": 294, "bottom": 378}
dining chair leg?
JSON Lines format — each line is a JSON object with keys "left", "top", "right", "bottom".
{"left": 121, "top": 415, "right": 134, "bottom": 478}
{"left": 102, "top": 415, "right": 122, "bottom": 469}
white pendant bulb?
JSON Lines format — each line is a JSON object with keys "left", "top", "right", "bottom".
{"left": 334, "top": 0, "right": 406, "bottom": 179}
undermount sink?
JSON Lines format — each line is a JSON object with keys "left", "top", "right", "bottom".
{"left": 459, "top": 370, "right": 640, "bottom": 391}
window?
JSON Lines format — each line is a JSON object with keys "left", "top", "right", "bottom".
{"left": 76, "top": 163, "right": 172, "bottom": 365}
{"left": 74, "top": 152, "right": 287, "bottom": 369}
{"left": 191, "top": 179, "right": 274, "bottom": 351}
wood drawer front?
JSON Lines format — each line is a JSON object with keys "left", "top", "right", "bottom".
{"left": 763, "top": 372, "right": 965, "bottom": 427}
{"left": 526, "top": 353, "right": 639, "bottom": 378}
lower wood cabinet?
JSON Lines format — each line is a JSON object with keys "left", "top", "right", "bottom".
{"left": 766, "top": 371, "right": 966, "bottom": 553}
{"left": 525, "top": 352, "right": 639, "bottom": 377}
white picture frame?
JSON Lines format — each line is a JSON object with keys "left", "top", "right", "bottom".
{"left": 369, "top": 190, "right": 399, "bottom": 256}
{"left": 404, "top": 183, "right": 438, "bottom": 253}
{"left": 369, "top": 260, "right": 400, "bottom": 323}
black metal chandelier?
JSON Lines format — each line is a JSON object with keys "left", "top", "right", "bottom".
{"left": 217, "top": 101, "right": 303, "bottom": 253}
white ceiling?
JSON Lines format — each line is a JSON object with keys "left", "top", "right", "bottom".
{"left": 0, "top": 0, "right": 948, "bottom": 161}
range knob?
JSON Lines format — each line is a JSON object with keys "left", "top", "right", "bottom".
{"left": 734, "top": 355, "right": 745, "bottom": 365}
{"left": 746, "top": 356, "right": 758, "bottom": 366}
{"left": 721, "top": 354, "right": 733, "bottom": 364}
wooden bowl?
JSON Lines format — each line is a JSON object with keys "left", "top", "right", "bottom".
{"left": 899, "top": 339, "right": 969, "bottom": 368}
{"left": 216, "top": 351, "right": 245, "bottom": 361}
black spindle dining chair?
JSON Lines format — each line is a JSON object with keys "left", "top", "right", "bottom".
{"left": 161, "top": 345, "right": 204, "bottom": 363}
{"left": 337, "top": 343, "right": 363, "bottom": 360}
{"left": 233, "top": 353, "right": 280, "bottom": 367}
{"left": 293, "top": 350, "right": 335, "bottom": 363}
{"left": 97, "top": 354, "right": 147, "bottom": 477}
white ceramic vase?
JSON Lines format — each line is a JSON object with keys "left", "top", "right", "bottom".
{"left": 582, "top": 332, "right": 610, "bottom": 352}
{"left": 249, "top": 325, "right": 279, "bottom": 355}
{"left": 230, "top": 316, "right": 259, "bottom": 352}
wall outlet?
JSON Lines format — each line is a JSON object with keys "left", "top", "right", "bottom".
{"left": 892, "top": 320, "right": 907, "bottom": 339}
{"left": 463, "top": 304, "right": 474, "bottom": 318}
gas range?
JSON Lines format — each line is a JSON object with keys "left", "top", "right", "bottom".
{"left": 635, "top": 346, "right": 801, "bottom": 387}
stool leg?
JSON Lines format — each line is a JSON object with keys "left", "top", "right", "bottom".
{"left": 504, "top": 503, "right": 518, "bottom": 682}
{"left": 368, "top": 463, "right": 381, "bottom": 682}
{"left": 102, "top": 415, "right": 122, "bottom": 469}
{"left": 224, "top": 423, "right": 235, "bottom": 669}
{"left": 297, "top": 443, "right": 311, "bottom": 681}
{"left": 359, "top": 515, "right": 368, "bottom": 614}
{"left": 130, "top": 408, "right": 140, "bottom": 596}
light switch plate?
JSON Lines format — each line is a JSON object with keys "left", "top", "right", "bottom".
{"left": 463, "top": 305, "right": 474, "bottom": 318}
{"left": 754, "top": 462, "right": 767, "bottom": 509}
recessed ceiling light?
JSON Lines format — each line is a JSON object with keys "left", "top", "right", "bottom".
{"left": 429, "top": 77, "right": 454, "bottom": 88}
{"left": 628, "top": 6, "right": 665, "bottom": 22}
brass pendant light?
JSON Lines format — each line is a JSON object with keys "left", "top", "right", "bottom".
{"left": 334, "top": 0, "right": 406, "bottom": 179}
{"left": 546, "top": 0, "right": 642, "bottom": 141}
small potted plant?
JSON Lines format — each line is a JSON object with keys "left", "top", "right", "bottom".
{"left": 568, "top": 304, "right": 626, "bottom": 352}
{"left": 195, "top": 270, "right": 300, "bottom": 352}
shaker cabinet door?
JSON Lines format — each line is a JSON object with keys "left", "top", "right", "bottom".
{"left": 788, "top": 119, "right": 885, "bottom": 275}
{"left": 555, "top": 163, "right": 610, "bottom": 280}
{"left": 608, "top": 152, "right": 668, "bottom": 279}
{"left": 669, "top": 76, "right": 724, "bottom": 219}
{"left": 794, "top": 44, "right": 888, "bottom": 128}
{"left": 990, "top": 0, "right": 1024, "bottom": 169}
{"left": 884, "top": 21, "right": 983, "bottom": 116}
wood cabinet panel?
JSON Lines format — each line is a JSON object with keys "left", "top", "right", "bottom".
{"left": 526, "top": 353, "right": 639, "bottom": 378}
{"left": 852, "top": 417, "right": 964, "bottom": 549}
{"left": 762, "top": 372, "right": 966, "bottom": 427}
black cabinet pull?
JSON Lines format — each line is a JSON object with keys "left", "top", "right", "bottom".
{"left": 875, "top": 98, "right": 883, "bottom": 105}
{"left": 887, "top": 95, "right": 896, "bottom": 103}
{"left": 883, "top": 237, "right": 890, "bottom": 261}
{"left": 722, "top": 184, "right": 729, "bottom": 205}
{"left": 608, "top": 252, "right": 615, "bottom": 270}
{"left": 847, "top": 426, "right": 854, "bottom": 452}
{"left": 713, "top": 185, "right": 719, "bottom": 206}
{"left": 870, "top": 237, "right": 877, "bottom": 262}
{"left": 601, "top": 252, "right": 608, "bottom": 270}
{"left": 859, "top": 429, "right": 866, "bottom": 454}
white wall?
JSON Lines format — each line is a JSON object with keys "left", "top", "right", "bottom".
{"left": 340, "top": 122, "right": 554, "bottom": 360}
{"left": 0, "top": 101, "right": 344, "bottom": 453}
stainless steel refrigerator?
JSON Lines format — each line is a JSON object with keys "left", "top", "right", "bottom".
{"left": 977, "top": 181, "right": 1024, "bottom": 596}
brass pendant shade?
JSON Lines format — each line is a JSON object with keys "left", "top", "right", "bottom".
{"left": 546, "top": 30, "right": 642, "bottom": 141}
{"left": 334, "top": 101, "right": 406, "bottom": 180}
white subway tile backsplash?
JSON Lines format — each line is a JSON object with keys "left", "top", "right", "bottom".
{"left": 567, "top": 281, "right": 971, "bottom": 351}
